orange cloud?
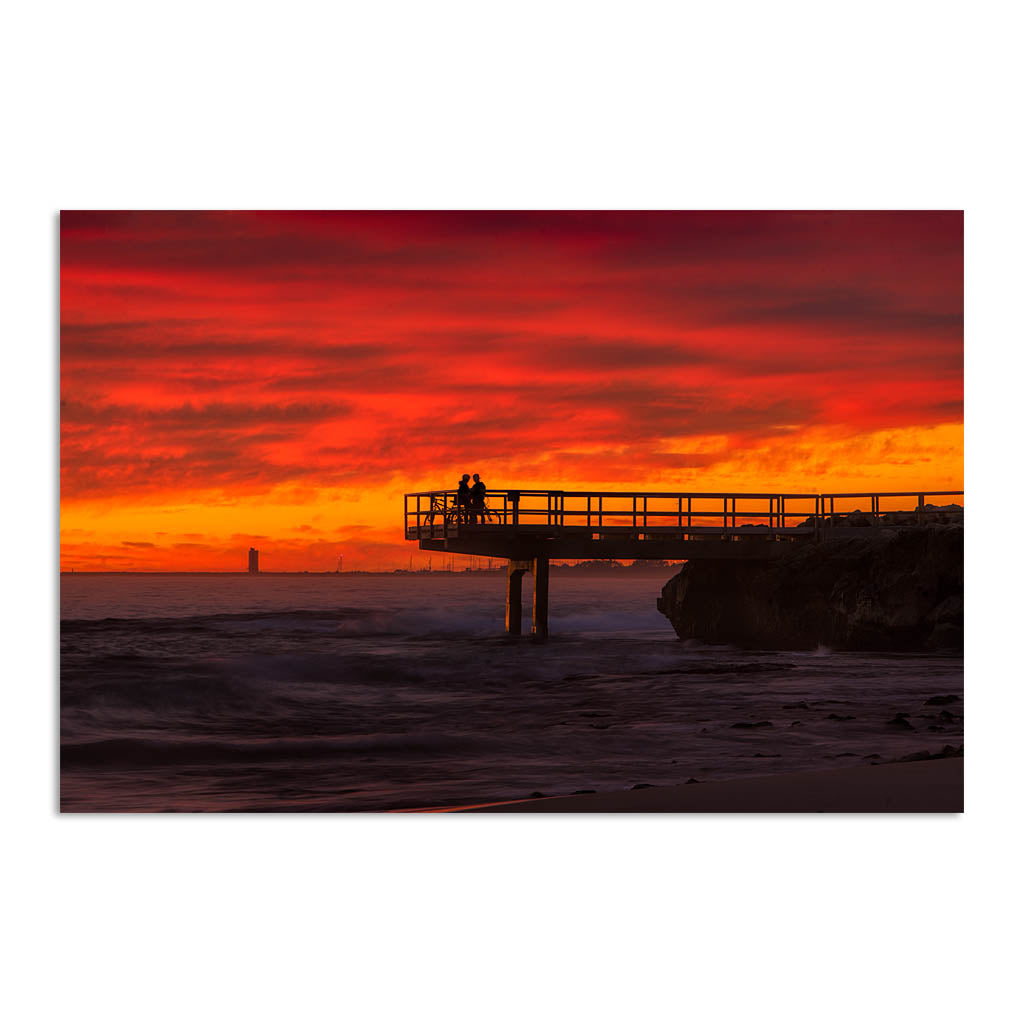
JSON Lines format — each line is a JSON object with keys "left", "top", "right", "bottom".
{"left": 60, "top": 211, "right": 963, "bottom": 571}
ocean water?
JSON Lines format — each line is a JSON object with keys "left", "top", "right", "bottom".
{"left": 60, "top": 572, "right": 964, "bottom": 811}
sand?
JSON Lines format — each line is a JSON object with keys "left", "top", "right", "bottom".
{"left": 454, "top": 758, "right": 963, "bottom": 813}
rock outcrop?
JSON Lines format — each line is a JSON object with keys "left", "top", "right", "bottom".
{"left": 657, "top": 526, "right": 963, "bottom": 651}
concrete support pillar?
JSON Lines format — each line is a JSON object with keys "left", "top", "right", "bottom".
{"left": 532, "top": 555, "right": 549, "bottom": 638}
{"left": 506, "top": 560, "right": 530, "bottom": 635}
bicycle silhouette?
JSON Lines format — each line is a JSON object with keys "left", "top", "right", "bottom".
{"left": 424, "top": 495, "right": 495, "bottom": 528}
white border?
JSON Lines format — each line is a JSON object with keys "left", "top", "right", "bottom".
{"left": 7, "top": 3, "right": 1017, "bottom": 1022}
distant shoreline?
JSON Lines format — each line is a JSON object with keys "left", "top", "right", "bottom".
{"left": 60, "top": 570, "right": 498, "bottom": 577}
{"left": 60, "top": 566, "right": 682, "bottom": 577}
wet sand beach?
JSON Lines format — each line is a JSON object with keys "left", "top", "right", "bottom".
{"left": 456, "top": 757, "right": 963, "bottom": 813}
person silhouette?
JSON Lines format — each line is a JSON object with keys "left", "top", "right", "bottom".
{"left": 470, "top": 473, "right": 487, "bottom": 524}
{"left": 456, "top": 474, "right": 471, "bottom": 524}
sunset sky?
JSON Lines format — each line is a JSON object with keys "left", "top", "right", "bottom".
{"left": 60, "top": 211, "right": 963, "bottom": 571}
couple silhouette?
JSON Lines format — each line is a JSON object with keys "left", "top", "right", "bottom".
{"left": 456, "top": 473, "right": 489, "bottom": 524}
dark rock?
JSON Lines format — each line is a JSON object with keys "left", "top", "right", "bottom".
{"left": 572, "top": 789, "right": 596, "bottom": 795}
{"left": 863, "top": 753, "right": 881, "bottom": 759}
{"left": 827, "top": 713, "right": 856, "bottom": 721}
{"left": 845, "top": 513, "right": 873, "bottom": 527}
{"left": 632, "top": 783, "right": 654, "bottom": 790}
{"left": 783, "top": 701, "right": 810, "bottom": 710}
{"left": 893, "top": 744, "right": 963, "bottom": 763}
{"left": 753, "top": 752, "right": 781, "bottom": 758}
{"left": 927, "top": 725, "right": 945, "bottom": 732}
{"left": 730, "top": 720, "right": 773, "bottom": 729}
{"left": 925, "top": 694, "right": 961, "bottom": 705}
{"left": 887, "top": 716, "right": 915, "bottom": 730}
{"left": 794, "top": 505, "right": 964, "bottom": 529}
{"left": 685, "top": 778, "right": 701, "bottom": 784}
{"left": 529, "top": 791, "right": 546, "bottom": 798}
{"left": 658, "top": 526, "right": 963, "bottom": 651}
{"left": 790, "top": 720, "right": 802, "bottom": 726}
{"left": 938, "top": 710, "right": 959, "bottom": 723}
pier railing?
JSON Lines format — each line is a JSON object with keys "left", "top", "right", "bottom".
{"left": 404, "top": 489, "right": 964, "bottom": 542}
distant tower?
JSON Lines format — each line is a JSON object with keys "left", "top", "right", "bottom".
{"left": 248, "top": 547, "right": 259, "bottom": 574}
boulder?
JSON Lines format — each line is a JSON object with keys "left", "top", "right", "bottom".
{"left": 657, "top": 526, "right": 962, "bottom": 651}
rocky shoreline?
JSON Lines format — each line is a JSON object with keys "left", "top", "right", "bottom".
{"left": 657, "top": 523, "right": 963, "bottom": 651}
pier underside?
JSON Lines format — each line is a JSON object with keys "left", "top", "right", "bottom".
{"left": 417, "top": 528, "right": 799, "bottom": 637}
{"left": 415, "top": 527, "right": 801, "bottom": 562}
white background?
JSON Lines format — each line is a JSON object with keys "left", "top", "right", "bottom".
{"left": 3, "top": 2, "right": 1020, "bottom": 1021}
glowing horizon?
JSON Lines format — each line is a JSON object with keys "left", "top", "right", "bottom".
{"left": 60, "top": 211, "right": 963, "bottom": 572}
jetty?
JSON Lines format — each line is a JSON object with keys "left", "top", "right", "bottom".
{"left": 404, "top": 488, "right": 964, "bottom": 637}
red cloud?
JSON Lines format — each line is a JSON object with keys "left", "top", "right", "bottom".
{"left": 60, "top": 211, "right": 963, "bottom": 569}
